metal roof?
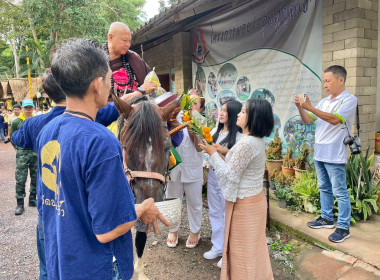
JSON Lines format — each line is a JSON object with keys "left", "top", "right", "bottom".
{"left": 131, "top": 0, "right": 250, "bottom": 52}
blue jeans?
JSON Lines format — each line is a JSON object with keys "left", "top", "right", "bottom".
{"left": 112, "top": 260, "right": 123, "bottom": 280}
{"left": 0, "top": 127, "right": 5, "bottom": 142}
{"left": 314, "top": 160, "right": 351, "bottom": 229}
{"left": 37, "top": 216, "right": 48, "bottom": 280}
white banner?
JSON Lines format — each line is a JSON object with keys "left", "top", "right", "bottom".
{"left": 191, "top": 0, "right": 322, "bottom": 149}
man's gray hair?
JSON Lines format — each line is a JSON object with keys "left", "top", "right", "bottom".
{"left": 51, "top": 38, "right": 109, "bottom": 98}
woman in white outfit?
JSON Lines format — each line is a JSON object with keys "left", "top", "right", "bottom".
{"left": 200, "top": 98, "right": 274, "bottom": 279}
{"left": 166, "top": 93, "right": 205, "bottom": 248}
{"left": 203, "top": 101, "right": 242, "bottom": 262}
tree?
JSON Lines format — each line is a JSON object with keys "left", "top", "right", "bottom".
{"left": 0, "top": 0, "right": 147, "bottom": 78}
{"left": 0, "top": 0, "right": 28, "bottom": 78}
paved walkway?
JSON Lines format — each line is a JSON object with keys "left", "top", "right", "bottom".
{"left": 269, "top": 199, "right": 380, "bottom": 279}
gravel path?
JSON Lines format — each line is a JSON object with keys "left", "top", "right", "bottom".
{"left": 0, "top": 143, "right": 297, "bottom": 280}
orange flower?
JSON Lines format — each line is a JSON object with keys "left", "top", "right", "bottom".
{"left": 202, "top": 126, "right": 211, "bottom": 133}
{"left": 183, "top": 115, "right": 191, "bottom": 122}
{"left": 206, "top": 135, "right": 213, "bottom": 143}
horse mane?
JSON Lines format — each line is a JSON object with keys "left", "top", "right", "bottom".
{"left": 124, "top": 101, "right": 165, "bottom": 170}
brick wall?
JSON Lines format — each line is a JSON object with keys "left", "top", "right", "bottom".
{"left": 142, "top": 39, "right": 174, "bottom": 76}
{"left": 323, "top": 0, "right": 378, "bottom": 152}
{"left": 138, "top": 32, "right": 192, "bottom": 94}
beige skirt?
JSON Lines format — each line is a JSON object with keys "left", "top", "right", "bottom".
{"left": 221, "top": 191, "right": 273, "bottom": 280}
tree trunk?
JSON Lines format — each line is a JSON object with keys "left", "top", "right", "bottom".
{"left": 10, "top": 24, "right": 21, "bottom": 78}
{"left": 28, "top": 14, "right": 45, "bottom": 69}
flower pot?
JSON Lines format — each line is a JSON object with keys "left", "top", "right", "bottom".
{"left": 293, "top": 167, "right": 306, "bottom": 178}
{"left": 282, "top": 165, "right": 295, "bottom": 178}
{"left": 278, "top": 199, "right": 287, "bottom": 209}
{"left": 376, "top": 132, "right": 380, "bottom": 154}
{"left": 269, "top": 181, "right": 276, "bottom": 190}
{"left": 266, "top": 160, "right": 283, "bottom": 174}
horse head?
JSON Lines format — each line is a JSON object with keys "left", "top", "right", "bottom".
{"left": 112, "top": 94, "right": 181, "bottom": 204}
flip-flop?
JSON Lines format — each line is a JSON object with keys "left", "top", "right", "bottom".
{"left": 167, "top": 234, "right": 178, "bottom": 248}
{"left": 186, "top": 234, "right": 200, "bottom": 248}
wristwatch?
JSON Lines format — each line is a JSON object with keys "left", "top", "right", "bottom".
{"left": 137, "top": 87, "right": 146, "bottom": 95}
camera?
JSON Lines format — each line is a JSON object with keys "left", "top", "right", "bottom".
{"left": 343, "top": 135, "right": 361, "bottom": 155}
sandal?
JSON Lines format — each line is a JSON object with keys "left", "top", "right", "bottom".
{"left": 186, "top": 233, "right": 200, "bottom": 248}
{"left": 167, "top": 232, "right": 178, "bottom": 248}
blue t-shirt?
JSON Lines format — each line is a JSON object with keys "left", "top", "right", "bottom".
{"left": 11, "top": 103, "right": 119, "bottom": 152}
{"left": 36, "top": 114, "right": 137, "bottom": 280}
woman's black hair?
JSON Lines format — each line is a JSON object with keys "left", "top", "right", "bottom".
{"left": 246, "top": 98, "right": 274, "bottom": 138}
{"left": 212, "top": 100, "right": 242, "bottom": 149}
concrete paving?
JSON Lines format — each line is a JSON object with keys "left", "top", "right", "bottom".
{"left": 269, "top": 199, "right": 380, "bottom": 279}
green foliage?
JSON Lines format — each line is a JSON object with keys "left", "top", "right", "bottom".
{"left": 269, "top": 238, "right": 292, "bottom": 253}
{"left": 1, "top": 0, "right": 146, "bottom": 78}
{"left": 346, "top": 147, "right": 380, "bottom": 222}
{"left": 275, "top": 187, "right": 293, "bottom": 201}
{"left": 291, "top": 169, "right": 320, "bottom": 211}
{"left": 291, "top": 170, "right": 319, "bottom": 199}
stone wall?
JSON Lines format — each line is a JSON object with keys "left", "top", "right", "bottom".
{"left": 323, "top": 0, "right": 378, "bottom": 151}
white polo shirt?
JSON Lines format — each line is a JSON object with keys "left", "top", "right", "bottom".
{"left": 308, "top": 90, "right": 357, "bottom": 164}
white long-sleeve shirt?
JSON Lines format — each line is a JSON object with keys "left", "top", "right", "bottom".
{"left": 209, "top": 134, "right": 265, "bottom": 202}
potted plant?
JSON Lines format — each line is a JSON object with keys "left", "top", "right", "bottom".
{"left": 275, "top": 186, "right": 292, "bottom": 208}
{"left": 269, "top": 169, "right": 279, "bottom": 190}
{"left": 294, "top": 145, "right": 310, "bottom": 178}
{"left": 291, "top": 170, "right": 320, "bottom": 213}
{"left": 346, "top": 147, "right": 380, "bottom": 222}
{"left": 266, "top": 128, "right": 283, "bottom": 174}
{"left": 282, "top": 148, "right": 295, "bottom": 178}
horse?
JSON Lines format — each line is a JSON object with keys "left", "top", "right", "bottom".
{"left": 112, "top": 94, "right": 181, "bottom": 280}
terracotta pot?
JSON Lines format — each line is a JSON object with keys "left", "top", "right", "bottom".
{"left": 375, "top": 132, "right": 380, "bottom": 154}
{"left": 282, "top": 165, "right": 295, "bottom": 178}
{"left": 266, "top": 160, "right": 283, "bottom": 174}
{"left": 293, "top": 167, "right": 306, "bottom": 178}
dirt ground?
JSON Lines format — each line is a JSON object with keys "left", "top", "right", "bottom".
{"left": 0, "top": 143, "right": 306, "bottom": 280}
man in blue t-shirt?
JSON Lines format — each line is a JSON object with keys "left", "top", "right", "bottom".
{"left": 34, "top": 39, "right": 169, "bottom": 280}
{"left": 11, "top": 68, "right": 130, "bottom": 280}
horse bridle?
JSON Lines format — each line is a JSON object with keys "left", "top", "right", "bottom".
{"left": 121, "top": 120, "right": 171, "bottom": 190}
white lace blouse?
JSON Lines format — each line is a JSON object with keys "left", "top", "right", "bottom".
{"left": 209, "top": 134, "right": 265, "bottom": 202}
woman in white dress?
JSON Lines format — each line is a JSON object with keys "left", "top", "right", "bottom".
{"left": 200, "top": 98, "right": 274, "bottom": 279}
{"left": 166, "top": 92, "right": 205, "bottom": 248}
{"left": 203, "top": 101, "right": 242, "bottom": 262}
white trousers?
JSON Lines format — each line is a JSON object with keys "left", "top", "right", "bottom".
{"left": 207, "top": 169, "right": 225, "bottom": 254}
{"left": 166, "top": 178, "right": 203, "bottom": 233}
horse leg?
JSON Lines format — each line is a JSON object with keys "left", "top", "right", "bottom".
{"left": 134, "top": 231, "right": 149, "bottom": 280}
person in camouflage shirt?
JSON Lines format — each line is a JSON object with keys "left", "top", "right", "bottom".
{"left": 10, "top": 99, "right": 37, "bottom": 215}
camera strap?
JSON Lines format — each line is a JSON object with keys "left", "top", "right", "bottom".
{"left": 355, "top": 104, "right": 360, "bottom": 136}
{"left": 344, "top": 104, "right": 360, "bottom": 137}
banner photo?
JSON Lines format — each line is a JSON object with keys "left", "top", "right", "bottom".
{"left": 191, "top": 0, "right": 322, "bottom": 151}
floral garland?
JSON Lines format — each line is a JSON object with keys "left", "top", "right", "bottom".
{"left": 102, "top": 42, "right": 136, "bottom": 95}
{"left": 180, "top": 91, "right": 213, "bottom": 143}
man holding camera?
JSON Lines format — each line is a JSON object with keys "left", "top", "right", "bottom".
{"left": 295, "top": 65, "right": 357, "bottom": 243}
